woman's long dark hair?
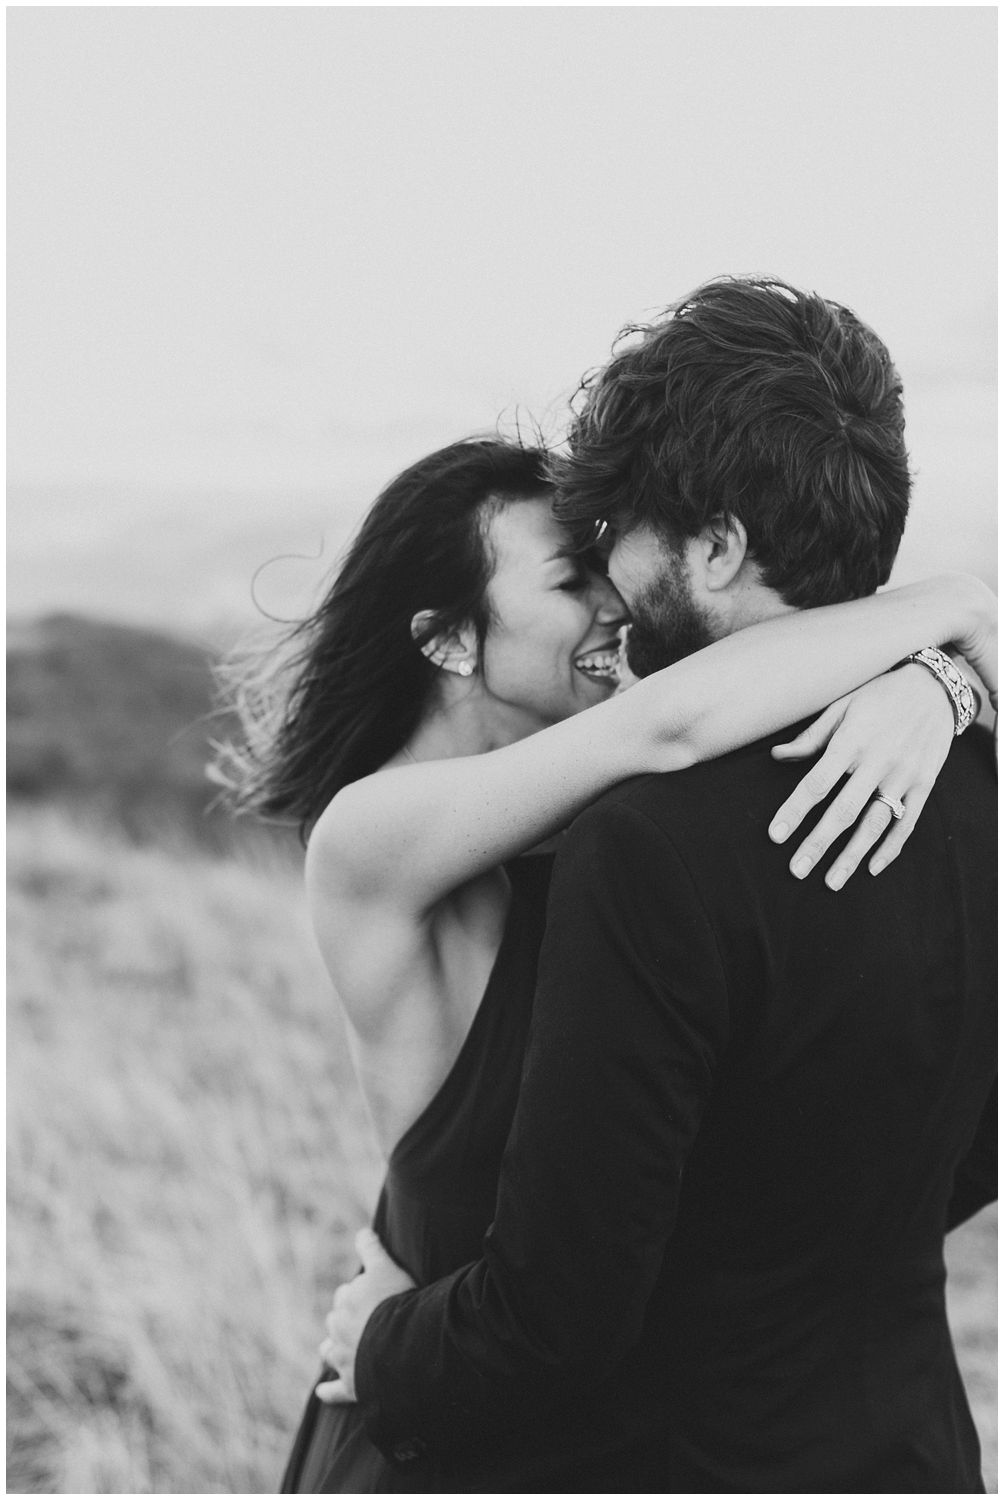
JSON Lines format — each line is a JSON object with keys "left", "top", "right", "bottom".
{"left": 213, "top": 438, "right": 551, "bottom": 841}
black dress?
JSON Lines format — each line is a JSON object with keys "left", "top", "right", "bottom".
{"left": 281, "top": 854, "right": 553, "bottom": 1493}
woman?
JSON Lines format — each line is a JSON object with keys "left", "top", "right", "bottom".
{"left": 217, "top": 438, "right": 994, "bottom": 1492}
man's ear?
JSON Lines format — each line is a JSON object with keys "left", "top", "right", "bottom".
{"left": 410, "top": 610, "right": 478, "bottom": 678}
{"left": 694, "top": 516, "right": 749, "bottom": 593}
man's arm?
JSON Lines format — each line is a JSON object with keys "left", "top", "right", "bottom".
{"left": 353, "top": 789, "right": 732, "bottom": 1460}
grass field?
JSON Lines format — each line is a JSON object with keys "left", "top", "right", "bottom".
{"left": 7, "top": 806, "right": 382, "bottom": 1493}
{"left": 7, "top": 804, "right": 997, "bottom": 1493}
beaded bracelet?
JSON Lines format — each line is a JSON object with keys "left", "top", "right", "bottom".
{"left": 903, "top": 647, "right": 977, "bottom": 736}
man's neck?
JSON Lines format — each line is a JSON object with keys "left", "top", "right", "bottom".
{"left": 715, "top": 577, "right": 798, "bottom": 638}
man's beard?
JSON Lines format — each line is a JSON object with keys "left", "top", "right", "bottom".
{"left": 624, "top": 549, "right": 717, "bottom": 678}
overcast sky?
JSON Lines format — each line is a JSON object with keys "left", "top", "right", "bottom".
{"left": 7, "top": 6, "right": 997, "bottom": 626}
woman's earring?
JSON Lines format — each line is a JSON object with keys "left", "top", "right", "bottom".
{"left": 457, "top": 660, "right": 474, "bottom": 678}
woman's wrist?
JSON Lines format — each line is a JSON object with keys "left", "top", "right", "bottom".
{"left": 897, "top": 649, "right": 977, "bottom": 736}
{"left": 934, "top": 572, "right": 995, "bottom": 651}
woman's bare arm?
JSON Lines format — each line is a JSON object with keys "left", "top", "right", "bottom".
{"left": 308, "top": 572, "right": 996, "bottom": 916}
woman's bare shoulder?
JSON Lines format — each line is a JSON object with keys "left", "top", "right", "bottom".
{"left": 305, "top": 794, "right": 437, "bottom": 1027}
{"left": 305, "top": 771, "right": 404, "bottom": 902}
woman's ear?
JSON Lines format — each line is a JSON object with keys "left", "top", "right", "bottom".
{"left": 410, "top": 611, "right": 478, "bottom": 678}
{"left": 696, "top": 516, "right": 749, "bottom": 592}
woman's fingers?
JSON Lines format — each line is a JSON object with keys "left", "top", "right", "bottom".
{"left": 776, "top": 767, "right": 935, "bottom": 888}
{"left": 768, "top": 742, "right": 854, "bottom": 846}
{"left": 780, "top": 765, "right": 895, "bottom": 881}
{"left": 821, "top": 796, "right": 900, "bottom": 891}
{"left": 770, "top": 699, "right": 847, "bottom": 764}
{"left": 770, "top": 666, "right": 956, "bottom": 887}
{"left": 868, "top": 782, "right": 933, "bottom": 877}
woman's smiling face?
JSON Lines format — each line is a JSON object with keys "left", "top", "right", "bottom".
{"left": 477, "top": 495, "right": 628, "bottom": 736}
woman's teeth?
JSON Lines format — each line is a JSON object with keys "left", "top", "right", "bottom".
{"left": 574, "top": 650, "right": 620, "bottom": 681}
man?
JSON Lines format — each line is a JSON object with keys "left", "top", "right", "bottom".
{"left": 324, "top": 279, "right": 997, "bottom": 1490}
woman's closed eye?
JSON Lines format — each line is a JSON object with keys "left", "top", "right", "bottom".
{"left": 556, "top": 572, "right": 590, "bottom": 593}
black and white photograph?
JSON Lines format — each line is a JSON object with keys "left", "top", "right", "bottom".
{"left": 8, "top": 6, "right": 997, "bottom": 1495}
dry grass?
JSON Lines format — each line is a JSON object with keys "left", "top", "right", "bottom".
{"left": 946, "top": 1205, "right": 998, "bottom": 1491}
{"left": 7, "top": 807, "right": 382, "bottom": 1493}
{"left": 6, "top": 805, "right": 997, "bottom": 1492}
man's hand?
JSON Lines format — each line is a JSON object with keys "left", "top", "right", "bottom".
{"left": 315, "top": 1227, "right": 417, "bottom": 1404}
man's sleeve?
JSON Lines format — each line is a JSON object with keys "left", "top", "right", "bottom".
{"left": 946, "top": 1081, "right": 997, "bottom": 1231}
{"left": 354, "top": 792, "right": 731, "bottom": 1461}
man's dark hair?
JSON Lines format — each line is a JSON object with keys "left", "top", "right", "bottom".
{"left": 551, "top": 277, "right": 911, "bottom": 607}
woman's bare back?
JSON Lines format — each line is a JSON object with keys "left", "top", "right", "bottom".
{"left": 308, "top": 845, "right": 514, "bottom": 1155}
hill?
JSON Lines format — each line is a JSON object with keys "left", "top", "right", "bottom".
{"left": 7, "top": 613, "right": 290, "bottom": 852}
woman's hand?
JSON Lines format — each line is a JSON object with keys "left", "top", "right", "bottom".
{"left": 767, "top": 664, "right": 957, "bottom": 891}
